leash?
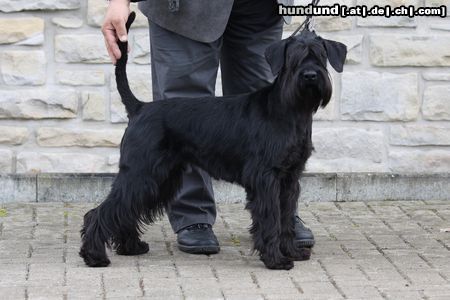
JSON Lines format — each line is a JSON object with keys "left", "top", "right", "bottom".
{"left": 291, "top": 0, "right": 320, "bottom": 37}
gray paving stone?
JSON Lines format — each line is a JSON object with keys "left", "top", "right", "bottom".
{"left": 222, "top": 293, "right": 264, "bottom": 300}
{"left": 0, "top": 201, "right": 449, "bottom": 299}
{"left": 338, "top": 285, "right": 383, "bottom": 299}
{"left": 0, "top": 287, "right": 26, "bottom": 300}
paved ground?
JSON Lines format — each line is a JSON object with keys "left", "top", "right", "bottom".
{"left": 0, "top": 201, "right": 449, "bottom": 300}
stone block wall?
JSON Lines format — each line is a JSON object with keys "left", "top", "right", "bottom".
{"left": 0, "top": 0, "right": 449, "bottom": 174}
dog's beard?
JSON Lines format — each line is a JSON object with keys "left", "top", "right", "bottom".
{"left": 319, "top": 71, "right": 333, "bottom": 109}
{"left": 294, "top": 70, "right": 332, "bottom": 112}
{"left": 299, "top": 86, "right": 323, "bottom": 112}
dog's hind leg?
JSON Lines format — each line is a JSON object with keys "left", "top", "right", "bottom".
{"left": 110, "top": 172, "right": 156, "bottom": 257}
{"left": 115, "top": 162, "right": 185, "bottom": 256}
{"left": 279, "top": 179, "right": 311, "bottom": 261}
{"left": 80, "top": 151, "right": 183, "bottom": 267}
{"left": 245, "top": 174, "right": 294, "bottom": 270}
{"left": 80, "top": 164, "right": 166, "bottom": 267}
{"left": 79, "top": 206, "right": 111, "bottom": 267}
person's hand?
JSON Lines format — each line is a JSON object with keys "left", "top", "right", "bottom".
{"left": 102, "top": 0, "right": 131, "bottom": 64}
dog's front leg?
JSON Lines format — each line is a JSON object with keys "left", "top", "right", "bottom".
{"left": 245, "top": 175, "right": 294, "bottom": 270}
{"left": 279, "top": 179, "right": 311, "bottom": 261}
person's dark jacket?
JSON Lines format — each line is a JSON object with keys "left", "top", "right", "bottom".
{"left": 131, "top": 0, "right": 293, "bottom": 43}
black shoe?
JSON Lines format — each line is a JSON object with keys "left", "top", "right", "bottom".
{"left": 177, "top": 223, "right": 220, "bottom": 254}
{"left": 294, "top": 216, "right": 315, "bottom": 248}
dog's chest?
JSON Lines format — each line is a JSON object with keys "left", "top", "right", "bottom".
{"left": 285, "top": 138, "right": 312, "bottom": 166}
{"left": 279, "top": 124, "right": 313, "bottom": 173}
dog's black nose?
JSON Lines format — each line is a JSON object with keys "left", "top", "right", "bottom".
{"left": 303, "top": 71, "right": 317, "bottom": 81}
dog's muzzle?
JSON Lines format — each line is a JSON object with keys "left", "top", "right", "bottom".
{"left": 302, "top": 70, "right": 318, "bottom": 83}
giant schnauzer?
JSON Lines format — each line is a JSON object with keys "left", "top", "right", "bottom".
{"left": 80, "top": 12, "right": 347, "bottom": 270}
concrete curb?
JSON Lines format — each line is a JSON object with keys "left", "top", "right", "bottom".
{"left": 0, "top": 173, "right": 449, "bottom": 203}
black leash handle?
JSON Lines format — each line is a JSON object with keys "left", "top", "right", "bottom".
{"left": 291, "top": 0, "right": 321, "bottom": 37}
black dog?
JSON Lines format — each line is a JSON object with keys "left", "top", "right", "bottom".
{"left": 80, "top": 12, "right": 346, "bottom": 270}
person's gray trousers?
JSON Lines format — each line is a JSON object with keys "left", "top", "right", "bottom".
{"left": 149, "top": 14, "right": 284, "bottom": 233}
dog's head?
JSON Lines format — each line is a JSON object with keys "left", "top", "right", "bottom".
{"left": 265, "top": 30, "right": 347, "bottom": 112}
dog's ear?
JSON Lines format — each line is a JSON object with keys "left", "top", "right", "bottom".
{"left": 265, "top": 38, "right": 291, "bottom": 76}
{"left": 321, "top": 38, "right": 347, "bottom": 73}
{"left": 125, "top": 11, "right": 136, "bottom": 33}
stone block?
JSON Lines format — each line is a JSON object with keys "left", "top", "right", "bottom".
{"left": 306, "top": 127, "right": 385, "bottom": 172}
{"left": 0, "top": 0, "right": 80, "bottom": 12}
{"left": 0, "top": 18, "right": 44, "bottom": 45}
{"left": 423, "top": 73, "right": 450, "bottom": 81}
{"left": 423, "top": 85, "right": 450, "bottom": 120}
{"left": 0, "top": 126, "right": 29, "bottom": 145}
{"left": 341, "top": 72, "right": 419, "bottom": 121}
{"left": 0, "top": 150, "right": 13, "bottom": 173}
{"left": 55, "top": 35, "right": 109, "bottom": 64}
{"left": 0, "top": 174, "right": 36, "bottom": 203}
{"left": 81, "top": 91, "right": 106, "bottom": 121}
{"left": 390, "top": 124, "right": 450, "bottom": 146}
{"left": 0, "top": 89, "right": 78, "bottom": 120}
{"left": 300, "top": 174, "right": 337, "bottom": 202}
{"left": 37, "top": 127, "right": 123, "bottom": 147}
{"left": 370, "top": 35, "right": 450, "bottom": 66}
{"left": 56, "top": 70, "right": 105, "bottom": 86}
{"left": 51, "top": 17, "right": 83, "bottom": 29}
{"left": 430, "top": 22, "right": 450, "bottom": 31}
{"left": 37, "top": 174, "right": 115, "bottom": 202}
{"left": 1, "top": 50, "right": 46, "bottom": 85}
{"left": 389, "top": 150, "right": 450, "bottom": 173}
{"left": 16, "top": 152, "right": 106, "bottom": 173}
{"left": 425, "top": 0, "right": 450, "bottom": 6}
{"left": 337, "top": 173, "right": 450, "bottom": 201}
{"left": 0, "top": 89, "right": 78, "bottom": 119}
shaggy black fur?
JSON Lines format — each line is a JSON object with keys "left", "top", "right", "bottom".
{"left": 80, "top": 12, "right": 347, "bottom": 270}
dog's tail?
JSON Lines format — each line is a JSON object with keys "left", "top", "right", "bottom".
{"left": 115, "top": 12, "right": 143, "bottom": 117}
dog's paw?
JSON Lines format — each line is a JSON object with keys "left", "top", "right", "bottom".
{"left": 116, "top": 240, "right": 149, "bottom": 256}
{"left": 86, "top": 256, "right": 111, "bottom": 268}
{"left": 79, "top": 248, "right": 111, "bottom": 267}
{"left": 261, "top": 255, "right": 294, "bottom": 270}
{"left": 285, "top": 247, "right": 311, "bottom": 261}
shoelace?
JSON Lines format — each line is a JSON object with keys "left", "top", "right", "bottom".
{"left": 185, "top": 223, "right": 210, "bottom": 231}
{"left": 295, "top": 216, "right": 305, "bottom": 224}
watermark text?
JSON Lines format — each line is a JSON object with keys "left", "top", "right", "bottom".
{"left": 278, "top": 4, "right": 448, "bottom": 18}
